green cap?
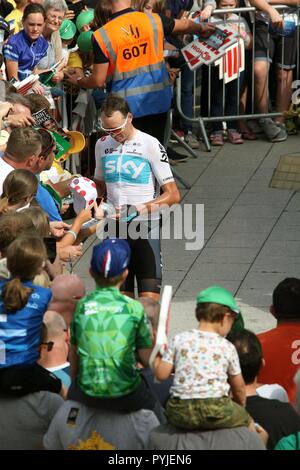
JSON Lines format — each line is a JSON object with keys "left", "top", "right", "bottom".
{"left": 76, "top": 9, "right": 94, "bottom": 32}
{"left": 77, "top": 30, "right": 93, "bottom": 53}
{"left": 59, "top": 19, "right": 76, "bottom": 40}
{"left": 196, "top": 286, "right": 241, "bottom": 314}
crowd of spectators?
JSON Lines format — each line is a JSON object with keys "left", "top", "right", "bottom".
{"left": 0, "top": 0, "right": 300, "bottom": 452}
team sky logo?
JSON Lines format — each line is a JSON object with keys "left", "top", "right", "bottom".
{"left": 159, "top": 144, "right": 169, "bottom": 163}
{"left": 102, "top": 154, "right": 151, "bottom": 184}
{"left": 104, "top": 148, "right": 115, "bottom": 154}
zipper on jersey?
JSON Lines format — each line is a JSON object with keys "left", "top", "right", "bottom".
{"left": 30, "top": 43, "right": 36, "bottom": 69}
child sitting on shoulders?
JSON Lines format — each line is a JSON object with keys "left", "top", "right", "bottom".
{"left": 154, "top": 286, "right": 252, "bottom": 430}
{"left": 0, "top": 235, "right": 65, "bottom": 398}
{"left": 69, "top": 238, "right": 163, "bottom": 420}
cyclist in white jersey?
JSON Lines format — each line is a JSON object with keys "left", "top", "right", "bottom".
{"left": 94, "top": 94, "right": 181, "bottom": 301}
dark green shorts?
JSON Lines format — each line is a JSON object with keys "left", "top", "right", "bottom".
{"left": 166, "top": 396, "right": 251, "bottom": 430}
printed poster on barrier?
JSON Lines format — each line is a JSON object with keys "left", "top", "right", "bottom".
{"left": 181, "top": 25, "right": 239, "bottom": 71}
{"left": 215, "top": 38, "right": 245, "bottom": 84}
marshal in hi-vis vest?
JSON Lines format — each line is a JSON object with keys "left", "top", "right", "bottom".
{"left": 93, "top": 11, "right": 173, "bottom": 118}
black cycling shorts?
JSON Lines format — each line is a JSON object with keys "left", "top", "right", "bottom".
{"left": 104, "top": 218, "right": 162, "bottom": 295}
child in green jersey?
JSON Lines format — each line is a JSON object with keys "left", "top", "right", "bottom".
{"left": 69, "top": 238, "right": 164, "bottom": 420}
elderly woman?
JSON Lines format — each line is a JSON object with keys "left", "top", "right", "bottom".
{"left": 36, "top": 0, "right": 68, "bottom": 84}
{"left": 3, "top": 3, "right": 48, "bottom": 82}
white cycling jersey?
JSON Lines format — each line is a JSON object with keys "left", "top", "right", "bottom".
{"left": 94, "top": 129, "right": 175, "bottom": 220}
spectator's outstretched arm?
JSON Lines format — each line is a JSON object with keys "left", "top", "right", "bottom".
{"left": 228, "top": 373, "right": 247, "bottom": 407}
{"left": 248, "top": 0, "right": 283, "bottom": 26}
{"left": 153, "top": 355, "right": 173, "bottom": 381}
{"left": 172, "top": 17, "right": 215, "bottom": 36}
{"left": 5, "top": 60, "right": 19, "bottom": 81}
{"left": 58, "top": 207, "right": 92, "bottom": 248}
{"left": 57, "top": 244, "right": 83, "bottom": 262}
{"left": 65, "top": 62, "right": 109, "bottom": 89}
{"left": 268, "top": 0, "right": 300, "bottom": 5}
{"left": 199, "top": 4, "right": 215, "bottom": 20}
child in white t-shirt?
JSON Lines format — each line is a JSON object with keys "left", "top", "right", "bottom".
{"left": 153, "top": 286, "right": 252, "bottom": 430}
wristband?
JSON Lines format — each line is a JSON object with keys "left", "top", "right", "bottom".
{"left": 2, "top": 119, "right": 9, "bottom": 129}
{"left": 68, "top": 230, "right": 78, "bottom": 240}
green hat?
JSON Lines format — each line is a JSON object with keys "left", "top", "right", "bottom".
{"left": 77, "top": 30, "right": 93, "bottom": 53}
{"left": 59, "top": 19, "right": 76, "bottom": 40}
{"left": 196, "top": 286, "right": 241, "bottom": 314}
{"left": 76, "top": 9, "right": 94, "bottom": 32}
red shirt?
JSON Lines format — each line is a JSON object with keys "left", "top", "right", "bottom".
{"left": 258, "top": 323, "right": 300, "bottom": 403}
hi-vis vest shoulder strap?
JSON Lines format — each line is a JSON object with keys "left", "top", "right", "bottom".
{"left": 93, "top": 11, "right": 165, "bottom": 79}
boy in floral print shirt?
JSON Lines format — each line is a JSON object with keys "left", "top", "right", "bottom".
{"left": 153, "top": 286, "right": 252, "bottom": 430}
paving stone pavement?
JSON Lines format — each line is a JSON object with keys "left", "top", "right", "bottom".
{"left": 73, "top": 135, "right": 300, "bottom": 339}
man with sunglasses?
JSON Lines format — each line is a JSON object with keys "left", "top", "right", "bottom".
{"left": 94, "top": 94, "right": 180, "bottom": 302}
{"left": 0, "top": 127, "right": 66, "bottom": 227}
{"left": 39, "top": 310, "right": 71, "bottom": 388}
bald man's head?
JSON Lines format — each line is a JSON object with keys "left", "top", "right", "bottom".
{"left": 49, "top": 275, "right": 86, "bottom": 325}
{"left": 39, "top": 310, "right": 70, "bottom": 369}
{"left": 50, "top": 274, "right": 86, "bottom": 301}
{"left": 43, "top": 310, "right": 68, "bottom": 340}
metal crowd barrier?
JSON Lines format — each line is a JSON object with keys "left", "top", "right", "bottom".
{"left": 60, "top": 4, "right": 300, "bottom": 182}
{"left": 174, "top": 5, "right": 300, "bottom": 152}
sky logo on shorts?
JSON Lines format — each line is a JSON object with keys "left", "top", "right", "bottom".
{"left": 102, "top": 154, "right": 151, "bottom": 184}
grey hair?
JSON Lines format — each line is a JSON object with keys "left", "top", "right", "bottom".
{"left": 44, "top": 0, "right": 68, "bottom": 13}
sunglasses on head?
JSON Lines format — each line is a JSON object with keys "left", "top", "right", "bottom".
{"left": 99, "top": 113, "right": 129, "bottom": 136}
{"left": 41, "top": 340, "right": 54, "bottom": 352}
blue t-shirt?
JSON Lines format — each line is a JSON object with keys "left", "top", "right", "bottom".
{"left": 3, "top": 30, "right": 48, "bottom": 81}
{"left": 51, "top": 367, "right": 71, "bottom": 387}
{"left": 0, "top": 280, "right": 52, "bottom": 368}
{"left": 36, "top": 182, "right": 62, "bottom": 222}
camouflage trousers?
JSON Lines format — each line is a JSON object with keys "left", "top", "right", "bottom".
{"left": 166, "top": 396, "right": 251, "bottom": 430}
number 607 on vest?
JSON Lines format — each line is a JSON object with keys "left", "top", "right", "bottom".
{"left": 122, "top": 42, "right": 148, "bottom": 60}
